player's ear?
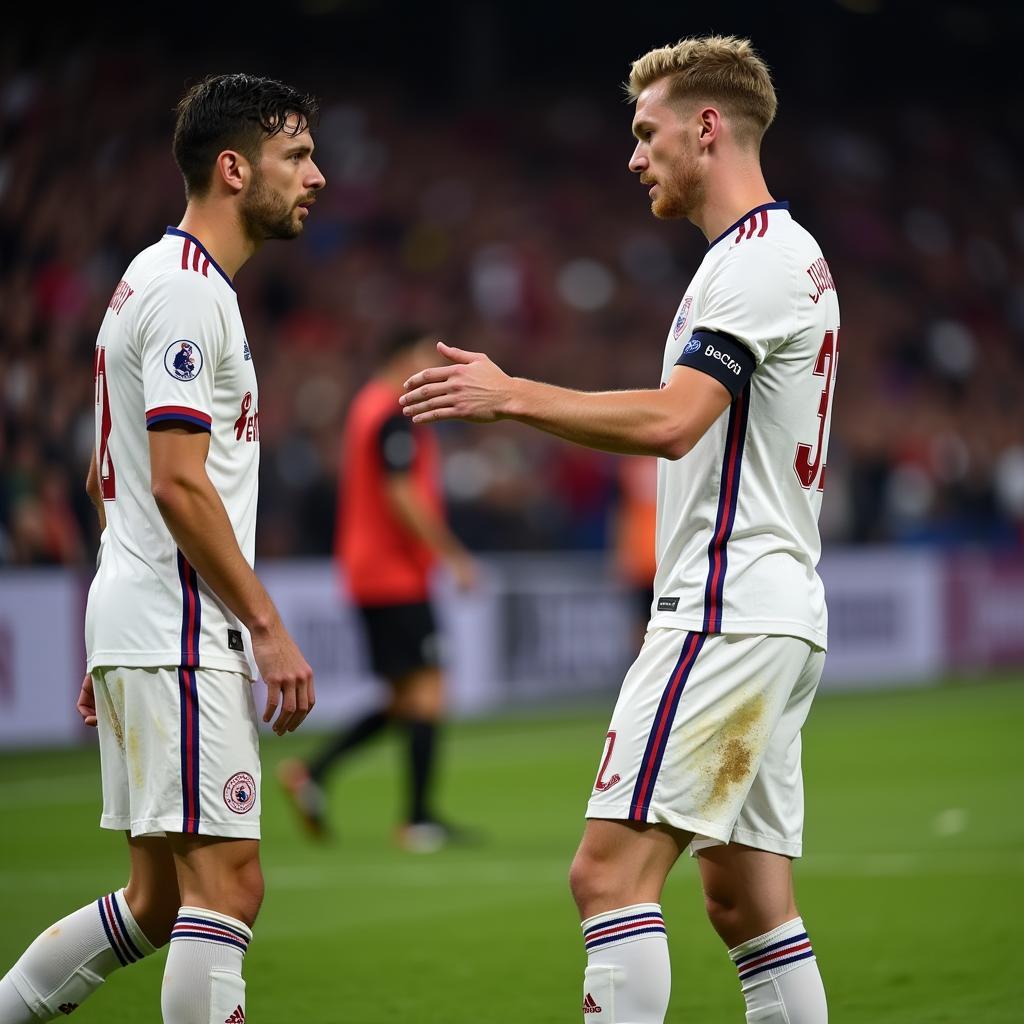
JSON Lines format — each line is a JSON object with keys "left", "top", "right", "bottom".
{"left": 697, "top": 107, "right": 721, "bottom": 149}
{"left": 215, "top": 149, "right": 248, "bottom": 195}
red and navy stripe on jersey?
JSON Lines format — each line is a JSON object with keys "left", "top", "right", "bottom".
{"left": 707, "top": 200, "right": 789, "bottom": 250}
{"left": 165, "top": 226, "right": 235, "bottom": 291}
{"left": 630, "top": 632, "right": 707, "bottom": 821}
{"left": 702, "top": 382, "right": 751, "bottom": 632}
{"left": 145, "top": 405, "right": 212, "bottom": 432}
{"left": 176, "top": 551, "right": 202, "bottom": 833}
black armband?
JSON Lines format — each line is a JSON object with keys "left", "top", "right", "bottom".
{"left": 378, "top": 414, "right": 418, "bottom": 473}
{"left": 675, "top": 330, "right": 756, "bottom": 398}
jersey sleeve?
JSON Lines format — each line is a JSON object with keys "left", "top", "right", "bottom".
{"left": 137, "top": 273, "right": 228, "bottom": 432}
{"left": 693, "top": 243, "right": 796, "bottom": 366}
{"left": 378, "top": 414, "right": 419, "bottom": 474}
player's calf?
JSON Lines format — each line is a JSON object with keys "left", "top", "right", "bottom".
{"left": 0, "top": 889, "right": 159, "bottom": 1023}
{"left": 160, "top": 908, "right": 253, "bottom": 1024}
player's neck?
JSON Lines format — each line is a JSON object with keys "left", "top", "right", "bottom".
{"left": 692, "top": 162, "right": 774, "bottom": 245}
{"left": 177, "top": 203, "right": 257, "bottom": 281}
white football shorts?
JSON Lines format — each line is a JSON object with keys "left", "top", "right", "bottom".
{"left": 586, "top": 629, "right": 824, "bottom": 857}
{"left": 93, "top": 665, "right": 261, "bottom": 839}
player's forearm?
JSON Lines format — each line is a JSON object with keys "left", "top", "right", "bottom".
{"left": 505, "top": 378, "right": 691, "bottom": 459}
{"left": 386, "top": 480, "right": 466, "bottom": 559}
{"left": 152, "top": 474, "right": 279, "bottom": 635}
{"left": 85, "top": 452, "right": 107, "bottom": 531}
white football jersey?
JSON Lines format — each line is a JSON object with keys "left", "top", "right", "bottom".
{"left": 650, "top": 202, "right": 839, "bottom": 650}
{"left": 85, "top": 228, "right": 260, "bottom": 677}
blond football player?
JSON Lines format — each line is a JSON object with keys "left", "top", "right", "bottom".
{"left": 402, "top": 37, "right": 838, "bottom": 1024}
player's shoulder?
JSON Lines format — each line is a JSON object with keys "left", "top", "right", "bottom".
{"left": 708, "top": 204, "right": 820, "bottom": 284}
{"left": 135, "top": 230, "right": 234, "bottom": 308}
{"left": 347, "top": 380, "right": 402, "bottom": 436}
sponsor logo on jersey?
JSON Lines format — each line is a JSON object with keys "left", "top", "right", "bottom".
{"left": 682, "top": 337, "right": 701, "bottom": 356}
{"left": 227, "top": 629, "right": 244, "bottom": 652}
{"left": 705, "top": 343, "right": 743, "bottom": 375}
{"left": 583, "top": 993, "right": 603, "bottom": 1014}
{"left": 234, "top": 392, "right": 259, "bottom": 442}
{"left": 223, "top": 772, "right": 256, "bottom": 814}
{"left": 657, "top": 596, "right": 679, "bottom": 611}
{"left": 672, "top": 295, "right": 693, "bottom": 339}
{"left": 165, "top": 340, "right": 203, "bottom": 381}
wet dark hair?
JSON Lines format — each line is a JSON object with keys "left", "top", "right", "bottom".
{"left": 173, "top": 73, "right": 319, "bottom": 198}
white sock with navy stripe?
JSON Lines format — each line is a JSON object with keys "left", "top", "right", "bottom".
{"left": 729, "top": 917, "right": 827, "bottom": 1023}
{"left": 0, "top": 888, "right": 156, "bottom": 1022}
{"left": 580, "top": 903, "right": 669, "bottom": 1023}
{"left": 161, "top": 907, "right": 252, "bottom": 1024}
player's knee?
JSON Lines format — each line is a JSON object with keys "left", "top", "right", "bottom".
{"left": 703, "top": 887, "right": 743, "bottom": 941}
{"left": 230, "top": 858, "right": 265, "bottom": 927}
{"left": 569, "top": 848, "right": 617, "bottom": 916}
{"left": 123, "top": 883, "right": 179, "bottom": 946}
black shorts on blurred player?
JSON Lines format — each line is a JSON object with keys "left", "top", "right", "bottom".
{"left": 358, "top": 601, "right": 439, "bottom": 681}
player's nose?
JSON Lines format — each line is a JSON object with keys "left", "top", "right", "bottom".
{"left": 307, "top": 161, "right": 326, "bottom": 191}
{"left": 628, "top": 143, "right": 647, "bottom": 174}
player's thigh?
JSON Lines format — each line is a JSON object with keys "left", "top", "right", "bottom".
{"left": 586, "top": 631, "right": 809, "bottom": 840}
{"left": 361, "top": 601, "right": 441, "bottom": 685}
{"left": 570, "top": 818, "right": 692, "bottom": 916}
{"left": 114, "top": 665, "right": 261, "bottom": 840}
{"left": 92, "top": 666, "right": 132, "bottom": 832}
{"left": 167, "top": 834, "right": 263, "bottom": 926}
{"left": 711, "top": 642, "right": 825, "bottom": 859}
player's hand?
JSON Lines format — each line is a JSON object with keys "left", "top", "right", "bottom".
{"left": 77, "top": 674, "right": 98, "bottom": 728}
{"left": 251, "top": 623, "right": 316, "bottom": 736}
{"left": 401, "top": 342, "right": 514, "bottom": 424}
{"left": 447, "top": 551, "right": 479, "bottom": 592}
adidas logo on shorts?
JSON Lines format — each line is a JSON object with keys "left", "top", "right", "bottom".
{"left": 583, "top": 992, "right": 603, "bottom": 1014}
{"left": 224, "top": 1007, "right": 245, "bottom": 1023}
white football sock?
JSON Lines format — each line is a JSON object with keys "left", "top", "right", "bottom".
{"left": 0, "top": 889, "right": 156, "bottom": 1022}
{"left": 580, "top": 903, "right": 670, "bottom": 1023}
{"left": 161, "top": 907, "right": 252, "bottom": 1024}
{"left": 729, "top": 917, "right": 827, "bottom": 1023}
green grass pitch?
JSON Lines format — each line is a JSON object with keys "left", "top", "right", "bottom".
{"left": 2, "top": 678, "right": 1022, "bottom": 1022}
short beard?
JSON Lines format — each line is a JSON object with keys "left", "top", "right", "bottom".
{"left": 240, "top": 171, "right": 301, "bottom": 242}
{"left": 651, "top": 155, "right": 704, "bottom": 220}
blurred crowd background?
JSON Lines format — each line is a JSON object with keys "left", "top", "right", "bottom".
{"left": 2, "top": 0, "right": 1021, "bottom": 565}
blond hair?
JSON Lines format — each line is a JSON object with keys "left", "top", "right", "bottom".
{"left": 627, "top": 36, "right": 777, "bottom": 147}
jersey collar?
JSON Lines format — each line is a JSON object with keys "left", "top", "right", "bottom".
{"left": 164, "top": 227, "right": 236, "bottom": 291}
{"left": 708, "top": 201, "right": 790, "bottom": 251}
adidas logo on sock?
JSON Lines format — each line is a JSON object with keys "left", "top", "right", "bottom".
{"left": 583, "top": 992, "right": 603, "bottom": 1014}
{"left": 224, "top": 1007, "right": 245, "bottom": 1024}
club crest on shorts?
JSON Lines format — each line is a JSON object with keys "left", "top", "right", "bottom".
{"left": 673, "top": 296, "right": 693, "bottom": 339}
{"left": 165, "top": 340, "right": 203, "bottom": 381}
{"left": 223, "top": 771, "right": 256, "bottom": 814}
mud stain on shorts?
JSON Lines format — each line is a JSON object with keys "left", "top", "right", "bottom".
{"left": 126, "top": 727, "right": 145, "bottom": 788}
{"left": 700, "top": 692, "right": 766, "bottom": 813}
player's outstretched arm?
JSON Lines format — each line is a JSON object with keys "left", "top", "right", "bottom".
{"left": 148, "top": 424, "right": 315, "bottom": 735}
{"left": 402, "top": 343, "right": 732, "bottom": 459}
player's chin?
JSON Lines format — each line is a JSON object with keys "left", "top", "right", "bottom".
{"left": 650, "top": 196, "right": 686, "bottom": 220}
